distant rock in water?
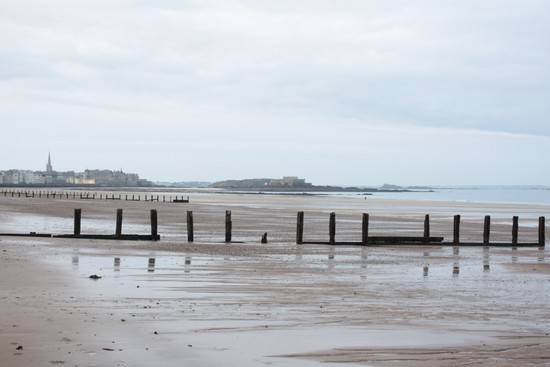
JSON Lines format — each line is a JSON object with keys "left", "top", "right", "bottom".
{"left": 380, "top": 183, "right": 404, "bottom": 190}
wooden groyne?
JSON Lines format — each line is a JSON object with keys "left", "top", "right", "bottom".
{"left": 0, "top": 208, "right": 160, "bottom": 241}
{"left": 0, "top": 189, "right": 189, "bottom": 203}
{"left": 0, "top": 207, "right": 545, "bottom": 246}
{"left": 295, "top": 212, "right": 545, "bottom": 247}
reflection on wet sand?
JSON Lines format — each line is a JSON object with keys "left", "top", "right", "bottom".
{"left": 148, "top": 257, "right": 156, "bottom": 272}
{"left": 483, "top": 247, "right": 490, "bottom": 273}
{"left": 295, "top": 245, "right": 303, "bottom": 261}
{"left": 453, "top": 246, "right": 460, "bottom": 277}
{"left": 361, "top": 247, "right": 368, "bottom": 269}
{"left": 328, "top": 247, "right": 335, "bottom": 269}
{"left": 184, "top": 256, "right": 192, "bottom": 273}
{"left": 67, "top": 246, "right": 548, "bottom": 281}
{"left": 423, "top": 251, "right": 430, "bottom": 277}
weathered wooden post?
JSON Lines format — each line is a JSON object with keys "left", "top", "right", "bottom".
{"left": 453, "top": 215, "right": 461, "bottom": 244}
{"left": 329, "top": 212, "right": 336, "bottom": 245}
{"left": 483, "top": 215, "right": 491, "bottom": 245}
{"left": 423, "top": 214, "right": 430, "bottom": 242}
{"left": 74, "top": 208, "right": 82, "bottom": 236}
{"left": 539, "top": 216, "right": 546, "bottom": 247}
{"left": 512, "top": 216, "right": 519, "bottom": 245}
{"left": 116, "top": 209, "right": 123, "bottom": 237}
{"left": 261, "top": 232, "right": 268, "bottom": 244}
{"left": 150, "top": 209, "right": 158, "bottom": 241}
{"left": 186, "top": 211, "right": 194, "bottom": 242}
{"left": 225, "top": 210, "right": 232, "bottom": 243}
{"left": 362, "top": 213, "right": 369, "bottom": 245}
{"left": 296, "top": 211, "right": 304, "bottom": 245}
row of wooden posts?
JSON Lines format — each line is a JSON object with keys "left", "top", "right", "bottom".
{"left": 0, "top": 189, "right": 189, "bottom": 203}
{"left": 1, "top": 208, "right": 545, "bottom": 247}
{"left": 296, "top": 212, "right": 546, "bottom": 246}
{"left": 295, "top": 212, "right": 546, "bottom": 246}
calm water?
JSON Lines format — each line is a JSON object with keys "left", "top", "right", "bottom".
{"left": 319, "top": 188, "right": 550, "bottom": 206}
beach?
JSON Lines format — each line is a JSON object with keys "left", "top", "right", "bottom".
{"left": 1, "top": 190, "right": 549, "bottom": 366}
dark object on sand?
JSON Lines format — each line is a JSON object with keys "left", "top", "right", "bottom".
{"left": 89, "top": 274, "right": 102, "bottom": 279}
{"left": 16, "top": 345, "right": 23, "bottom": 350}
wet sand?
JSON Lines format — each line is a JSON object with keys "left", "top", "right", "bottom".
{"left": 1, "top": 191, "right": 549, "bottom": 366}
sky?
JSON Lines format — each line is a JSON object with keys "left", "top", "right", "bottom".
{"left": 1, "top": 0, "right": 549, "bottom": 186}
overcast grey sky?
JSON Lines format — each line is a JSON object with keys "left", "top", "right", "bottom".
{"left": 1, "top": 0, "right": 549, "bottom": 185}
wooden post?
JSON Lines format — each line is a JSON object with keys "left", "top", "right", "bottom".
{"left": 512, "top": 216, "right": 519, "bottom": 245}
{"left": 186, "top": 211, "right": 194, "bottom": 242}
{"left": 225, "top": 210, "right": 232, "bottom": 243}
{"left": 453, "top": 215, "right": 461, "bottom": 244}
{"left": 116, "top": 209, "right": 123, "bottom": 237}
{"left": 483, "top": 215, "right": 491, "bottom": 244}
{"left": 539, "top": 216, "right": 546, "bottom": 247}
{"left": 150, "top": 209, "right": 158, "bottom": 240}
{"left": 423, "top": 214, "right": 430, "bottom": 241}
{"left": 296, "top": 211, "right": 304, "bottom": 245}
{"left": 261, "top": 232, "right": 268, "bottom": 244}
{"left": 74, "top": 208, "right": 81, "bottom": 236}
{"left": 329, "top": 212, "right": 336, "bottom": 245}
{"left": 361, "top": 213, "right": 369, "bottom": 245}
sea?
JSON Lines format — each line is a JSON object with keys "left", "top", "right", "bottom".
{"left": 311, "top": 187, "right": 550, "bottom": 206}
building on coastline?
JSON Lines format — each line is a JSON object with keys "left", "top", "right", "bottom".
{"left": 0, "top": 154, "right": 152, "bottom": 187}
{"left": 69, "top": 169, "right": 142, "bottom": 186}
{"left": 46, "top": 152, "right": 53, "bottom": 173}
{"left": 269, "top": 176, "right": 307, "bottom": 187}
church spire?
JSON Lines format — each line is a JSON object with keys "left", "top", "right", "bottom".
{"left": 46, "top": 152, "right": 53, "bottom": 172}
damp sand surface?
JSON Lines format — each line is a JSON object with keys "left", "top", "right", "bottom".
{"left": 0, "top": 192, "right": 549, "bottom": 366}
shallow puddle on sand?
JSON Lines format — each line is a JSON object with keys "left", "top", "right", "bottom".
{"left": 44, "top": 245, "right": 550, "bottom": 291}
{"left": 35, "top": 245, "right": 550, "bottom": 366}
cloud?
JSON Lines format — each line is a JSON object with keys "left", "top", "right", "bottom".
{"left": 1, "top": 0, "right": 549, "bottom": 184}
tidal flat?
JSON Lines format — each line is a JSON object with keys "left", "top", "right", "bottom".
{"left": 0, "top": 190, "right": 549, "bottom": 366}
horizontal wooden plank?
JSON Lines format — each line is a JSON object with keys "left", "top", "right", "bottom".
{"left": 0, "top": 233, "right": 52, "bottom": 238}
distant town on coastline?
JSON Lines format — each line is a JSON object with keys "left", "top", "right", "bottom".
{"left": 0, "top": 154, "right": 152, "bottom": 187}
{"left": 0, "top": 154, "right": 432, "bottom": 191}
